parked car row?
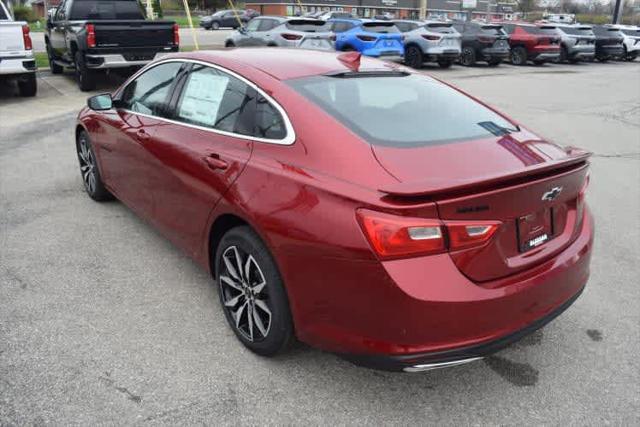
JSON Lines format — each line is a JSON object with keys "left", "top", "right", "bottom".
{"left": 223, "top": 16, "right": 640, "bottom": 70}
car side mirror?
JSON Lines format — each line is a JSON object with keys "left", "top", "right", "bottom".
{"left": 239, "top": 26, "right": 247, "bottom": 34}
{"left": 87, "top": 94, "right": 113, "bottom": 111}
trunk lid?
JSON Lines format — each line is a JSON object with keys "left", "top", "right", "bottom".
{"left": 374, "top": 133, "right": 590, "bottom": 282}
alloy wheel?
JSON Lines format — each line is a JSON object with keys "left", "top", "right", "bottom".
{"left": 78, "top": 134, "right": 96, "bottom": 194}
{"left": 219, "top": 246, "right": 272, "bottom": 342}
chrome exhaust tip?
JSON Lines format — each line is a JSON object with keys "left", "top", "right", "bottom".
{"left": 403, "top": 356, "right": 484, "bottom": 372}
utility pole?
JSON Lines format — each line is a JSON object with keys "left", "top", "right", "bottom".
{"left": 419, "top": 0, "right": 427, "bottom": 20}
{"left": 612, "top": 0, "right": 623, "bottom": 24}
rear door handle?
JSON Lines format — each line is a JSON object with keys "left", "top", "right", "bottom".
{"left": 203, "top": 155, "right": 228, "bottom": 170}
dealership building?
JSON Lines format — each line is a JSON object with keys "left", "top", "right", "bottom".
{"left": 244, "top": 0, "right": 518, "bottom": 21}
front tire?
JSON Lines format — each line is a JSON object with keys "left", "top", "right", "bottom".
{"left": 47, "top": 44, "right": 64, "bottom": 74}
{"left": 215, "top": 226, "right": 294, "bottom": 356}
{"left": 404, "top": 45, "right": 423, "bottom": 69}
{"left": 17, "top": 73, "right": 37, "bottom": 97}
{"left": 460, "top": 47, "right": 476, "bottom": 66}
{"left": 510, "top": 46, "right": 527, "bottom": 66}
{"left": 75, "top": 51, "right": 96, "bottom": 92}
{"left": 76, "top": 131, "right": 112, "bottom": 201}
{"left": 212, "top": 21, "right": 220, "bottom": 30}
{"left": 225, "top": 40, "right": 235, "bottom": 48}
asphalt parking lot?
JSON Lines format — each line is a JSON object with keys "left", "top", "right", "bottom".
{"left": 1, "top": 60, "right": 639, "bottom": 424}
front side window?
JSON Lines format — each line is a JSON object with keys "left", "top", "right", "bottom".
{"left": 121, "top": 62, "right": 183, "bottom": 116}
{"left": 175, "top": 64, "right": 254, "bottom": 135}
{"left": 288, "top": 74, "right": 518, "bottom": 147}
{"left": 258, "top": 19, "right": 278, "bottom": 31}
{"left": 245, "top": 18, "right": 261, "bottom": 31}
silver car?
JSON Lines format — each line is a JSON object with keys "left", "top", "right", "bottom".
{"left": 554, "top": 24, "right": 596, "bottom": 63}
{"left": 393, "top": 20, "right": 461, "bottom": 68}
{"left": 224, "top": 16, "right": 333, "bottom": 51}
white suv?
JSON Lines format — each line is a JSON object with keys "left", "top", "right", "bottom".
{"left": 611, "top": 25, "right": 640, "bottom": 61}
{"left": 0, "top": 0, "right": 37, "bottom": 96}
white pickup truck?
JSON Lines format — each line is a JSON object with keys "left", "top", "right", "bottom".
{"left": 0, "top": 0, "right": 37, "bottom": 96}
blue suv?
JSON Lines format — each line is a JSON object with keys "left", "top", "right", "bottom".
{"left": 328, "top": 19, "right": 404, "bottom": 58}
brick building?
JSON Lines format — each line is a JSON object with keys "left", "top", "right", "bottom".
{"left": 244, "top": 0, "right": 518, "bottom": 21}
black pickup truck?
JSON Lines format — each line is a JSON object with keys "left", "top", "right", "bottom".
{"left": 45, "top": 0, "right": 179, "bottom": 91}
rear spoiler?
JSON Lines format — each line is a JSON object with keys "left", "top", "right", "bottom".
{"left": 379, "top": 149, "right": 592, "bottom": 198}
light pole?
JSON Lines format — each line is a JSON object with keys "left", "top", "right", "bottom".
{"left": 419, "top": 0, "right": 427, "bottom": 20}
{"left": 612, "top": 0, "right": 623, "bottom": 24}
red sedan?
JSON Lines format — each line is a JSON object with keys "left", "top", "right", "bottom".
{"left": 76, "top": 49, "right": 593, "bottom": 372}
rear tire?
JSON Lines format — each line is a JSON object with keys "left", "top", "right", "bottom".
{"left": 47, "top": 44, "right": 63, "bottom": 74}
{"left": 437, "top": 59, "right": 453, "bottom": 69}
{"left": 75, "top": 51, "right": 96, "bottom": 92}
{"left": 225, "top": 41, "right": 235, "bottom": 48}
{"left": 341, "top": 45, "right": 356, "bottom": 52}
{"left": 215, "top": 226, "right": 294, "bottom": 357}
{"left": 510, "top": 46, "right": 527, "bottom": 65}
{"left": 76, "top": 131, "right": 113, "bottom": 202}
{"left": 404, "top": 45, "right": 423, "bottom": 69}
{"left": 17, "top": 73, "right": 37, "bottom": 97}
{"left": 460, "top": 46, "right": 476, "bottom": 66}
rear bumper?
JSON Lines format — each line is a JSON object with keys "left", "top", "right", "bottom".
{"left": 480, "top": 47, "right": 510, "bottom": 60}
{"left": 567, "top": 45, "right": 595, "bottom": 59}
{"left": 530, "top": 51, "right": 560, "bottom": 62}
{"left": 0, "top": 54, "right": 37, "bottom": 75}
{"left": 362, "top": 48, "right": 404, "bottom": 58}
{"left": 342, "top": 284, "right": 585, "bottom": 372}
{"left": 284, "top": 204, "right": 594, "bottom": 371}
{"left": 597, "top": 45, "right": 624, "bottom": 57}
{"left": 85, "top": 48, "right": 178, "bottom": 69}
{"left": 423, "top": 48, "right": 461, "bottom": 61}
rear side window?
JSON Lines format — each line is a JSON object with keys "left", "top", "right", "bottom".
{"left": 332, "top": 21, "right": 355, "bottom": 33}
{"left": 69, "top": 0, "right": 145, "bottom": 20}
{"left": 0, "top": 4, "right": 8, "bottom": 20}
{"left": 175, "top": 65, "right": 254, "bottom": 135}
{"left": 255, "top": 96, "right": 286, "bottom": 139}
{"left": 121, "top": 62, "right": 183, "bottom": 117}
{"left": 288, "top": 74, "right": 518, "bottom": 147}
{"left": 362, "top": 22, "right": 399, "bottom": 33}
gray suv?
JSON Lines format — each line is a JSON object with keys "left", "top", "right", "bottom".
{"left": 555, "top": 24, "right": 596, "bottom": 63}
{"left": 393, "top": 20, "right": 461, "bottom": 68}
{"left": 225, "top": 17, "right": 333, "bottom": 50}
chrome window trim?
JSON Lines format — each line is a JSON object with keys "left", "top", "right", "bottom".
{"left": 116, "top": 58, "right": 296, "bottom": 146}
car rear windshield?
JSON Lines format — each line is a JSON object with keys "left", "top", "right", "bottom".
{"left": 287, "top": 74, "right": 518, "bottom": 147}
{"left": 523, "top": 25, "right": 558, "bottom": 35}
{"left": 480, "top": 25, "right": 506, "bottom": 35}
{"left": 425, "top": 23, "right": 455, "bottom": 34}
{"left": 69, "top": 0, "right": 145, "bottom": 20}
{"left": 560, "top": 26, "right": 594, "bottom": 36}
{"left": 285, "top": 20, "right": 329, "bottom": 32}
{"left": 362, "top": 22, "right": 399, "bottom": 33}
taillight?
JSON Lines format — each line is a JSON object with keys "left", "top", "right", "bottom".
{"left": 356, "top": 209, "right": 445, "bottom": 260}
{"left": 356, "top": 34, "right": 377, "bottom": 42}
{"left": 421, "top": 34, "right": 441, "bottom": 41}
{"left": 446, "top": 221, "right": 501, "bottom": 251}
{"left": 86, "top": 24, "right": 96, "bottom": 48}
{"left": 281, "top": 33, "right": 302, "bottom": 41}
{"left": 22, "top": 25, "right": 32, "bottom": 50}
{"left": 357, "top": 209, "right": 503, "bottom": 260}
{"left": 576, "top": 172, "right": 590, "bottom": 228}
{"left": 173, "top": 23, "right": 180, "bottom": 45}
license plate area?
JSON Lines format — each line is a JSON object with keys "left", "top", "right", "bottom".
{"left": 517, "top": 208, "right": 554, "bottom": 252}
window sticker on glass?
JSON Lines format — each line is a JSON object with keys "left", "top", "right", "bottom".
{"left": 178, "top": 69, "right": 230, "bottom": 128}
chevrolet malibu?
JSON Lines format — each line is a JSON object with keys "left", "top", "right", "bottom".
{"left": 76, "top": 49, "right": 594, "bottom": 372}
